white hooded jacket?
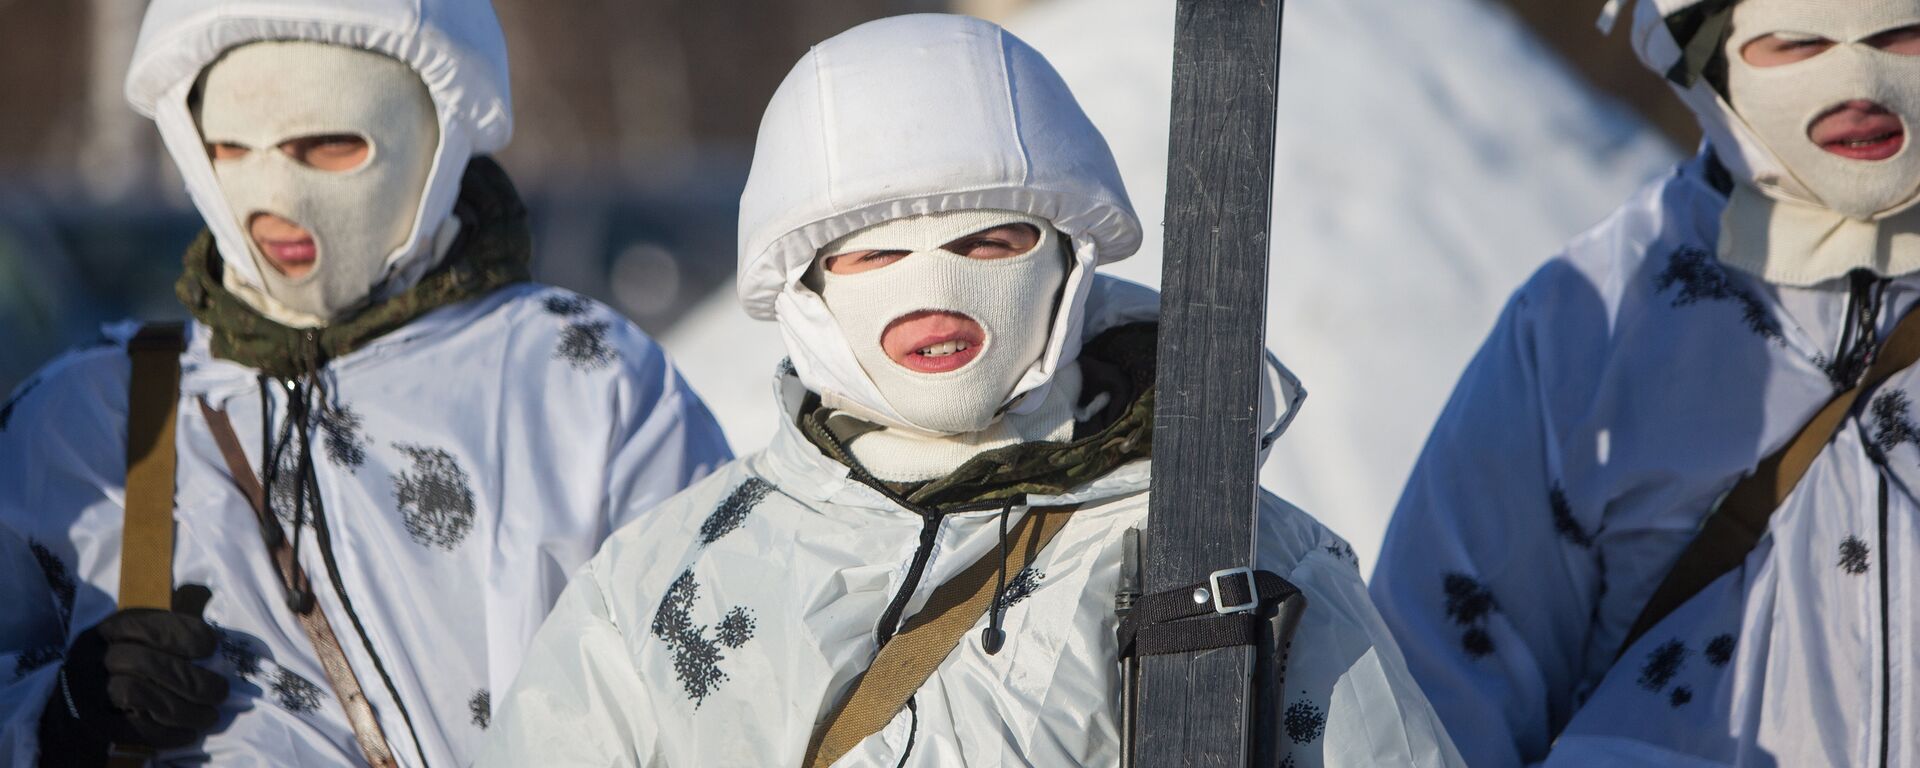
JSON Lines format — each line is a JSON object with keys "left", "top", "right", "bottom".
{"left": 0, "top": 1, "right": 732, "bottom": 765}
{"left": 478, "top": 276, "right": 1463, "bottom": 767}
{"left": 1372, "top": 150, "right": 1920, "bottom": 766}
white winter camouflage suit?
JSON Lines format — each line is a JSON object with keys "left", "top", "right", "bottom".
{"left": 482, "top": 15, "right": 1461, "bottom": 765}
{"left": 0, "top": 1, "right": 732, "bottom": 765}
{"left": 1374, "top": 150, "right": 1920, "bottom": 767}
{"left": 480, "top": 277, "right": 1462, "bottom": 767}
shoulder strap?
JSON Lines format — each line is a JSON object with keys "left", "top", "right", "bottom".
{"left": 803, "top": 505, "right": 1078, "bottom": 768}
{"left": 197, "top": 400, "right": 398, "bottom": 768}
{"left": 119, "top": 322, "right": 186, "bottom": 611}
{"left": 110, "top": 323, "right": 186, "bottom": 768}
{"left": 1619, "top": 298, "right": 1920, "bottom": 658}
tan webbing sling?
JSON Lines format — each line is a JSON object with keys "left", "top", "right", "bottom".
{"left": 118, "top": 323, "right": 186, "bottom": 611}
{"left": 109, "top": 323, "right": 187, "bottom": 768}
{"left": 803, "top": 504, "right": 1079, "bottom": 768}
{"left": 198, "top": 400, "right": 399, "bottom": 768}
{"left": 1618, "top": 298, "right": 1920, "bottom": 658}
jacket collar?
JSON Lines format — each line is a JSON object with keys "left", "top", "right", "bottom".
{"left": 752, "top": 275, "right": 1307, "bottom": 513}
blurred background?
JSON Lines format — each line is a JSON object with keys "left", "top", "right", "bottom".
{"left": 0, "top": 0, "right": 1688, "bottom": 574}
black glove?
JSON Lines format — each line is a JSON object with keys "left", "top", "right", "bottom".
{"left": 38, "top": 585, "right": 228, "bottom": 767}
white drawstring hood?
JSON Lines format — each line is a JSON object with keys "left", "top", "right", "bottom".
{"left": 736, "top": 14, "right": 1142, "bottom": 435}
{"left": 125, "top": 0, "right": 513, "bottom": 318}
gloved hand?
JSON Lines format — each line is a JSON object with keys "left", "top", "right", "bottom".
{"left": 37, "top": 585, "right": 228, "bottom": 766}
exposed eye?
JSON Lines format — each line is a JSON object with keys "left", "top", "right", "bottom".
{"left": 206, "top": 142, "right": 251, "bottom": 161}
{"left": 1867, "top": 24, "right": 1920, "bottom": 56}
{"left": 279, "top": 134, "right": 370, "bottom": 172}
{"left": 939, "top": 223, "right": 1042, "bottom": 260}
{"left": 822, "top": 250, "right": 910, "bottom": 275}
{"left": 1741, "top": 32, "right": 1837, "bottom": 66}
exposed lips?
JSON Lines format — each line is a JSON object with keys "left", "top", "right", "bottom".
{"left": 1810, "top": 101, "right": 1906, "bottom": 161}
{"left": 261, "top": 237, "right": 318, "bottom": 266}
{"left": 882, "top": 310, "right": 986, "bottom": 374}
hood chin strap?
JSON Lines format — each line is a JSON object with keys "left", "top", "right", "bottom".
{"left": 175, "top": 157, "right": 531, "bottom": 380}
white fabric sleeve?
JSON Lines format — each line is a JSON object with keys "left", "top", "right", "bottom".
{"left": 0, "top": 364, "right": 98, "bottom": 766}
{"left": 602, "top": 334, "right": 732, "bottom": 534}
{"left": 1368, "top": 285, "right": 1598, "bottom": 768}
{"left": 476, "top": 558, "right": 662, "bottom": 768}
{"left": 0, "top": 524, "right": 71, "bottom": 765}
{"left": 1258, "top": 498, "right": 1466, "bottom": 768}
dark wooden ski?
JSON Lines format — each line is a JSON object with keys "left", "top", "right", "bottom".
{"left": 1134, "top": 0, "right": 1286, "bottom": 765}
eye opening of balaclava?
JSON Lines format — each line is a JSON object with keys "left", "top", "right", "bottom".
{"left": 191, "top": 40, "right": 441, "bottom": 328}
{"left": 804, "top": 209, "right": 1072, "bottom": 436}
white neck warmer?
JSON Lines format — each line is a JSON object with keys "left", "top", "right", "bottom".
{"left": 196, "top": 41, "right": 440, "bottom": 326}
{"left": 1718, "top": 0, "right": 1920, "bottom": 285}
{"left": 810, "top": 209, "right": 1067, "bottom": 435}
{"left": 832, "top": 361, "right": 1084, "bottom": 482}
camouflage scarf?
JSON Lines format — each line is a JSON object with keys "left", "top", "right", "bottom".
{"left": 803, "top": 322, "right": 1158, "bottom": 511}
{"left": 175, "top": 156, "right": 533, "bottom": 380}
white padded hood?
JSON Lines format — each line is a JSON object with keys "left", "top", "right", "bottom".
{"left": 1614, "top": 0, "right": 1829, "bottom": 211}
{"left": 125, "top": 0, "right": 512, "bottom": 294}
{"left": 736, "top": 14, "right": 1142, "bottom": 434}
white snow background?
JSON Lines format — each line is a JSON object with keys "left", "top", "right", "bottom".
{"left": 659, "top": 0, "right": 1679, "bottom": 575}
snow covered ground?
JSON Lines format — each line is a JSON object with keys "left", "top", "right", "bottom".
{"left": 659, "top": 0, "right": 1678, "bottom": 575}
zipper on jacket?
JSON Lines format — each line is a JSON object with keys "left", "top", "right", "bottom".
{"left": 875, "top": 513, "right": 946, "bottom": 648}
{"left": 805, "top": 405, "right": 1012, "bottom": 647}
{"left": 1832, "top": 270, "right": 1887, "bottom": 388}
{"left": 1878, "top": 471, "right": 1891, "bottom": 768}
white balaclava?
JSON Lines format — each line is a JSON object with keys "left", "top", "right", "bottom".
{"left": 196, "top": 41, "right": 439, "bottom": 326}
{"left": 1725, "top": 0, "right": 1920, "bottom": 219}
{"left": 1709, "top": 0, "right": 1920, "bottom": 283}
{"left": 811, "top": 209, "right": 1067, "bottom": 437}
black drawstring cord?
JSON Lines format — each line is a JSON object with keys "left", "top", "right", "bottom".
{"left": 284, "top": 377, "right": 316, "bottom": 613}
{"left": 258, "top": 373, "right": 314, "bottom": 614}
{"left": 981, "top": 498, "right": 1016, "bottom": 655}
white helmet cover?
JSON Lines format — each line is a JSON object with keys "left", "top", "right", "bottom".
{"left": 124, "top": 0, "right": 513, "bottom": 298}
{"left": 736, "top": 14, "right": 1142, "bottom": 435}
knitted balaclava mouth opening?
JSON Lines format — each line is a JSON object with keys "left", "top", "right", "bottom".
{"left": 807, "top": 209, "right": 1068, "bottom": 436}
{"left": 195, "top": 41, "right": 440, "bottom": 327}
